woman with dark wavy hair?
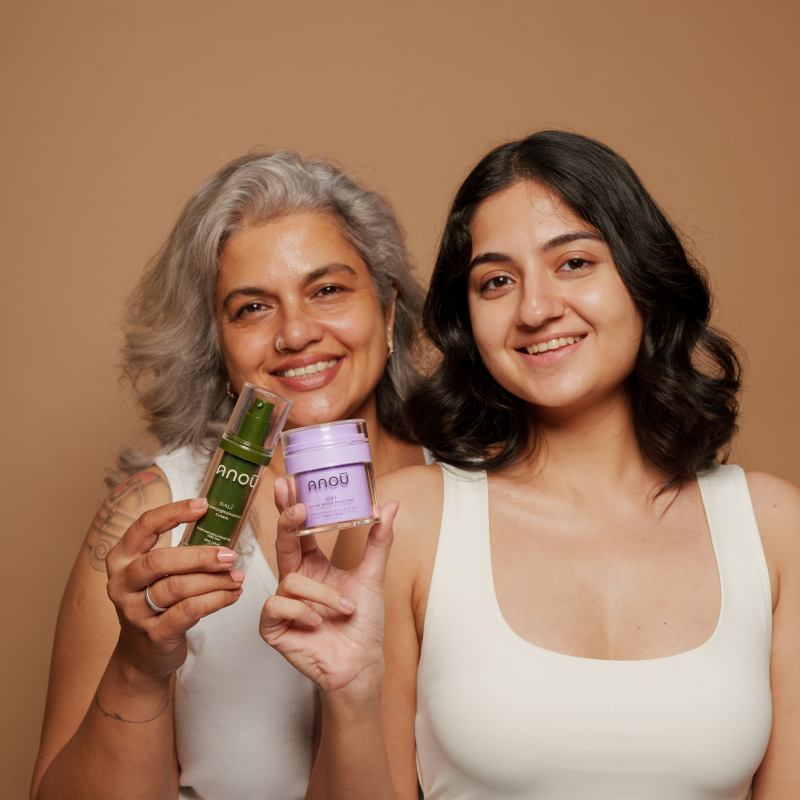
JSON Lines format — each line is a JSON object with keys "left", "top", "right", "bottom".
{"left": 260, "top": 131, "right": 800, "bottom": 799}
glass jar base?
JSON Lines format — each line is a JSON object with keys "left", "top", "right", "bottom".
{"left": 296, "top": 514, "right": 381, "bottom": 537}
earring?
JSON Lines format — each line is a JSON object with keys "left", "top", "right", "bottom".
{"left": 226, "top": 382, "right": 239, "bottom": 401}
{"left": 275, "top": 338, "right": 285, "bottom": 354}
{"left": 386, "top": 327, "right": 394, "bottom": 359}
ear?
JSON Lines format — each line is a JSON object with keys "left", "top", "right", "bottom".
{"left": 384, "top": 279, "right": 399, "bottom": 331}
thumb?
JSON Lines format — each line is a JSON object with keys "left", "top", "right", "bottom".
{"left": 352, "top": 500, "right": 399, "bottom": 587}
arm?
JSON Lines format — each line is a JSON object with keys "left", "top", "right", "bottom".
{"left": 259, "top": 479, "right": 400, "bottom": 799}
{"left": 748, "top": 472, "right": 800, "bottom": 799}
{"left": 264, "top": 467, "right": 440, "bottom": 800}
{"left": 31, "top": 472, "right": 245, "bottom": 800}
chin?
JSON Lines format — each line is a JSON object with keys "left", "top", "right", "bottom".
{"left": 286, "top": 399, "right": 352, "bottom": 429}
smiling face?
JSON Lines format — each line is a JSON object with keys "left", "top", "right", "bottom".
{"left": 467, "top": 180, "right": 643, "bottom": 417}
{"left": 216, "top": 212, "right": 394, "bottom": 428}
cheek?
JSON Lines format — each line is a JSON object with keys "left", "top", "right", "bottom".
{"left": 328, "top": 301, "right": 387, "bottom": 355}
{"left": 579, "top": 282, "right": 641, "bottom": 339}
{"left": 219, "top": 327, "right": 272, "bottom": 372}
{"left": 468, "top": 298, "right": 512, "bottom": 358}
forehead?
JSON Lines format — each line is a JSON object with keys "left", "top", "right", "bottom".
{"left": 218, "top": 212, "right": 368, "bottom": 287}
{"left": 470, "top": 181, "right": 588, "bottom": 252}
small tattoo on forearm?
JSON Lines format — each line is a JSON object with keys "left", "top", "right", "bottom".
{"left": 94, "top": 693, "right": 170, "bottom": 724}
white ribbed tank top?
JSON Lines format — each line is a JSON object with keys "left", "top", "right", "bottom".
{"left": 155, "top": 447, "right": 316, "bottom": 800}
{"left": 415, "top": 464, "right": 772, "bottom": 799}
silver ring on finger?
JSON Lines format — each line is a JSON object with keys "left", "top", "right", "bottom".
{"left": 145, "top": 584, "right": 168, "bottom": 614}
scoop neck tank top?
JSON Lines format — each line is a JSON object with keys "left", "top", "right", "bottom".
{"left": 155, "top": 446, "right": 317, "bottom": 800}
{"left": 415, "top": 464, "right": 772, "bottom": 800}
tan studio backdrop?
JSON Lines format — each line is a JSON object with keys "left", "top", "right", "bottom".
{"left": 2, "top": 0, "right": 798, "bottom": 795}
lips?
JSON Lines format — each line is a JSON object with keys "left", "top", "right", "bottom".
{"left": 274, "top": 358, "right": 339, "bottom": 378}
{"left": 522, "top": 334, "right": 586, "bottom": 355}
{"left": 269, "top": 355, "right": 345, "bottom": 392}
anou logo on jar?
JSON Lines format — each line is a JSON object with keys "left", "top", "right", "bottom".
{"left": 281, "top": 420, "right": 381, "bottom": 536}
{"left": 307, "top": 471, "right": 350, "bottom": 491}
{"left": 215, "top": 463, "right": 260, "bottom": 488}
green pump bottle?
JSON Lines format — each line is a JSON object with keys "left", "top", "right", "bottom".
{"left": 180, "top": 384, "right": 292, "bottom": 550}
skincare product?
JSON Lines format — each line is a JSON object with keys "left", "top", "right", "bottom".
{"left": 281, "top": 420, "right": 380, "bottom": 536}
{"left": 180, "top": 383, "right": 291, "bottom": 549}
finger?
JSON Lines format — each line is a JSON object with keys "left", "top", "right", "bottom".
{"left": 110, "top": 498, "right": 209, "bottom": 564}
{"left": 151, "top": 588, "right": 243, "bottom": 635}
{"left": 274, "top": 477, "right": 290, "bottom": 513}
{"left": 274, "top": 501, "right": 308, "bottom": 579}
{"left": 260, "top": 594, "right": 322, "bottom": 634}
{"left": 146, "top": 570, "right": 245, "bottom": 612}
{"left": 278, "top": 572, "right": 356, "bottom": 614}
{"left": 121, "top": 543, "right": 238, "bottom": 593}
{"left": 352, "top": 501, "right": 399, "bottom": 586}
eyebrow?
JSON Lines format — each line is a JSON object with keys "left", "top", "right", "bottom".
{"left": 467, "top": 231, "right": 605, "bottom": 273}
{"left": 222, "top": 262, "right": 359, "bottom": 309}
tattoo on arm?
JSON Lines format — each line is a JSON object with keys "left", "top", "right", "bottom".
{"left": 94, "top": 693, "right": 170, "bottom": 723}
{"left": 85, "top": 472, "right": 167, "bottom": 572}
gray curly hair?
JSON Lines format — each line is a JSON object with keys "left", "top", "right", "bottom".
{"left": 117, "top": 151, "right": 423, "bottom": 476}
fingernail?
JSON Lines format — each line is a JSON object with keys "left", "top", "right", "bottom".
{"left": 232, "top": 587, "right": 243, "bottom": 596}
{"left": 230, "top": 570, "right": 245, "bottom": 582}
{"left": 339, "top": 596, "right": 356, "bottom": 612}
{"left": 287, "top": 505, "right": 296, "bottom": 519}
{"left": 190, "top": 498, "right": 207, "bottom": 509}
{"left": 309, "top": 611, "right": 322, "bottom": 624}
{"left": 218, "top": 550, "right": 236, "bottom": 562}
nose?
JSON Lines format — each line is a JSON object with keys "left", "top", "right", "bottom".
{"left": 515, "top": 272, "right": 566, "bottom": 330}
{"left": 275, "top": 303, "right": 325, "bottom": 352}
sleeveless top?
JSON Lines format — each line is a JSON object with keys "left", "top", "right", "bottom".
{"left": 155, "top": 446, "right": 317, "bottom": 800}
{"left": 415, "top": 464, "right": 773, "bottom": 800}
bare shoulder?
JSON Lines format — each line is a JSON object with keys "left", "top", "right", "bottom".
{"left": 746, "top": 471, "right": 800, "bottom": 545}
{"left": 378, "top": 464, "right": 443, "bottom": 546}
{"left": 84, "top": 467, "right": 173, "bottom": 571}
{"left": 333, "top": 465, "right": 443, "bottom": 577}
{"left": 378, "top": 464, "right": 444, "bottom": 518}
{"left": 746, "top": 471, "right": 800, "bottom": 604}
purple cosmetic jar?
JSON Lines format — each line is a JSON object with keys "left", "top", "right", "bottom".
{"left": 281, "top": 420, "right": 380, "bottom": 536}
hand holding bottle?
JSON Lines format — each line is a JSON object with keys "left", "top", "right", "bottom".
{"left": 260, "top": 477, "right": 399, "bottom": 700}
{"left": 105, "top": 498, "right": 245, "bottom": 682}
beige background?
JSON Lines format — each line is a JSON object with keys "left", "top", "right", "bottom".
{"left": 2, "top": 0, "right": 798, "bottom": 794}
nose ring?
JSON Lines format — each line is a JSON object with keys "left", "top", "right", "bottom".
{"left": 275, "top": 337, "right": 285, "bottom": 354}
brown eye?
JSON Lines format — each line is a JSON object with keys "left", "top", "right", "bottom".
{"left": 482, "top": 275, "right": 513, "bottom": 291}
{"left": 236, "top": 302, "right": 266, "bottom": 318}
{"left": 561, "top": 258, "right": 591, "bottom": 272}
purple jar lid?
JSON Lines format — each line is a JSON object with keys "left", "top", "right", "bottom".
{"left": 281, "top": 420, "right": 373, "bottom": 475}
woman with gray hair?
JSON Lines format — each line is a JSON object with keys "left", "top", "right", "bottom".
{"left": 31, "top": 151, "right": 427, "bottom": 800}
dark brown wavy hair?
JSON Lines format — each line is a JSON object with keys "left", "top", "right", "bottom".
{"left": 406, "top": 131, "right": 742, "bottom": 491}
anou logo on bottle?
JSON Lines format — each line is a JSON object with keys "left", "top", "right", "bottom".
{"left": 307, "top": 471, "right": 350, "bottom": 491}
{"left": 281, "top": 419, "right": 381, "bottom": 535}
{"left": 215, "top": 463, "right": 260, "bottom": 488}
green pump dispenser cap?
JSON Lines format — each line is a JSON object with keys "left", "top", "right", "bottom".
{"left": 219, "top": 398, "right": 275, "bottom": 465}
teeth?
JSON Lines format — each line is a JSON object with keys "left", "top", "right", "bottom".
{"left": 276, "top": 359, "right": 338, "bottom": 379}
{"left": 525, "top": 335, "right": 584, "bottom": 356}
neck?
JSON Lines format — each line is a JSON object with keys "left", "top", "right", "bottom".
{"left": 518, "top": 386, "right": 660, "bottom": 497}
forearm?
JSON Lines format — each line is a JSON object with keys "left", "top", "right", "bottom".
{"left": 306, "top": 691, "right": 396, "bottom": 800}
{"left": 35, "top": 649, "right": 174, "bottom": 800}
